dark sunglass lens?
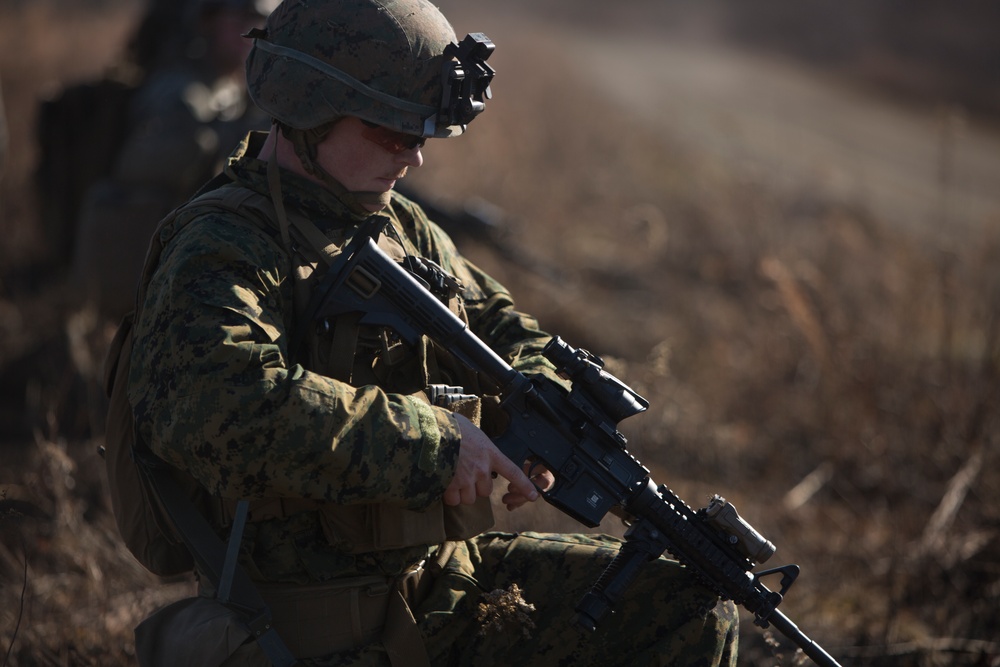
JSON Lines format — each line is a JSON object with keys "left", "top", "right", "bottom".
{"left": 361, "top": 121, "right": 425, "bottom": 154}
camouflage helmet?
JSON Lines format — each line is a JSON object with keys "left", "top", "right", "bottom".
{"left": 245, "top": 0, "right": 495, "bottom": 138}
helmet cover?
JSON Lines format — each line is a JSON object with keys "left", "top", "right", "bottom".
{"left": 245, "top": 0, "right": 494, "bottom": 137}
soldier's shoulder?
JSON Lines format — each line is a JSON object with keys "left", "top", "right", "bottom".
{"left": 389, "top": 189, "right": 427, "bottom": 225}
{"left": 160, "top": 188, "right": 281, "bottom": 261}
{"left": 389, "top": 189, "right": 457, "bottom": 253}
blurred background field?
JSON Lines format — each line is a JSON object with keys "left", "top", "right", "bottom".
{"left": 2, "top": 1, "right": 999, "bottom": 665}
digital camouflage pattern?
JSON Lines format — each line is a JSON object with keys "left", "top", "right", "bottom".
{"left": 245, "top": 0, "right": 465, "bottom": 136}
{"left": 128, "top": 132, "right": 558, "bottom": 580}
{"left": 422, "top": 533, "right": 738, "bottom": 667}
{"left": 117, "top": 0, "right": 740, "bottom": 662}
{"left": 129, "top": 131, "right": 739, "bottom": 664}
{"left": 293, "top": 533, "right": 738, "bottom": 666}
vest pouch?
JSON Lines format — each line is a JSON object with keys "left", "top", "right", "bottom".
{"left": 256, "top": 576, "right": 391, "bottom": 659}
{"left": 103, "top": 312, "right": 196, "bottom": 576}
{"left": 134, "top": 596, "right": 266, "bottom": 667}
{"left": 443, "top": 497, "right": 495, "bottom": 541}
{"left": 317, "top": 499, "right": 494, "bottom": 553}
{"left": 318, "top": 503, "right": 445, "bottom": 553}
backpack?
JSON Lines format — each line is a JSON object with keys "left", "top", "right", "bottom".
{"left": 101, "top": 182, "right": 278, "bottom": 577}
{"left": 36, "top": 70, "right": 141, "bottom": 265}
{"left": 103, "top": 311, "right": 195, "bottom": 576}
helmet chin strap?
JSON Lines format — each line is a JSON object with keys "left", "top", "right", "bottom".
{"left": 280, "top": 120, "right": 393, "bottom": 216}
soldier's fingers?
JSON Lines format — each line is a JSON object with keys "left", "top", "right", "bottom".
{"left": 530, "top": 468, "right": 555, "bottom": 492}
{"left": 501, "top": 490, "right": 530, "bottom": 511}
{"left": 461, "top": 483, "right": 478, "bottom": 505}
{"left": 443, "top": 483, "right": 461, "bottom": 506}
{"left": 493, "top": 453, "right": 537, "bottom": 501}
{"left": 444, "top": 480, "right": 481, "bottom": 506}
{"left": 476, "top": 475, "right": 493, "bottom": 499}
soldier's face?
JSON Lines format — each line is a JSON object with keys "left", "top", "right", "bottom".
{"left": 315, "top": 117, "right": 424, "bottom": 212}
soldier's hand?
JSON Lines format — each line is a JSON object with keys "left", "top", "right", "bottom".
{"left": 503, "top": 462, "right": 554, "bottom": 511}
{"left": 444, "top": 414, "right": 538, "bottom": 507}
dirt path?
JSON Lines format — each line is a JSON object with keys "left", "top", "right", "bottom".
{"left": 573, "top": 30, "right": 1000, "bottom": 247}
{"left": 452, "top": 0, "right": 1000, "bottom": 250}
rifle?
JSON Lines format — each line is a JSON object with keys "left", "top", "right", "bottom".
{"left": 308, "top": 219, "right": 843, "bottom": 667}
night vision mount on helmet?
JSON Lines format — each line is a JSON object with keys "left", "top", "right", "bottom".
{"left": 440, "top": 33, "right": 495, "bottom": 128}
{"left": 245, "top": 0, "right": 495, "bottom": 138}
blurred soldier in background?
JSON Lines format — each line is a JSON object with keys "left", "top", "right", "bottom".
{"left": 37, "top": 0, "right": 276, "bottom": 318}
{"left": 72, "top": 0, "right": 277, "bottom": 317}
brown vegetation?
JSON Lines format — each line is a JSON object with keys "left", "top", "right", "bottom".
{"left": 2, "top": 2, "right": 999, "bottom": 665}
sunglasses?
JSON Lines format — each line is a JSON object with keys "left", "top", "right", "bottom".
{"left": 360, "top": 120, "right": 427, "bottom": 154}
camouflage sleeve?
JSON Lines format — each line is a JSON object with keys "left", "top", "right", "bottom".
{"left": 392, "top": 196, "right": 561, "bottom": 382}
{"left": 128, "top": 210, "right": 460, "bottom": 508}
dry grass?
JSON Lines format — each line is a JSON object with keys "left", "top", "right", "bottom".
{"left": 2, "top": 2, "right": 999, "bottom": 666}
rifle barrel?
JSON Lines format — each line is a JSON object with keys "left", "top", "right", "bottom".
{"left": 769, "top": 610, "right": 843, "bottom": 667}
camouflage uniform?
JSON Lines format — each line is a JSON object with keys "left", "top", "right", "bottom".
{"left": 418, "top": 534, "right": 736, "bottom": 667}
{"left": 128, "top": 133, "right": 556, "bottom": 583}
{"left": 126, "top": 0, "right": 739, "bottom": 664}
{"left": 128, "top": 132, "right": 738, "bottom": 666}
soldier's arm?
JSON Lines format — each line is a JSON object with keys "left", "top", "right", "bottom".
{"left": 128, "top": 212, "right": 461, "bottom": 508}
